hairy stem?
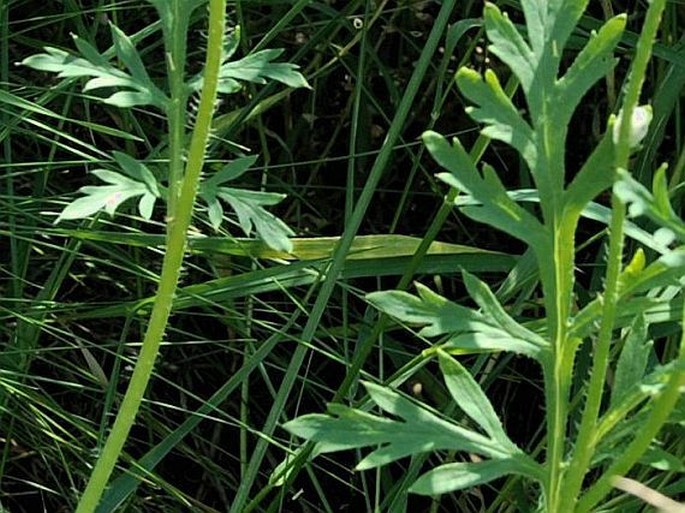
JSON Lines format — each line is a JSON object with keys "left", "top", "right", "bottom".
{"left": 74, "top": 2, "right": 226, "bottom": 510}
{"left": 560, "top": 0, "right": 667, "bottom": 509}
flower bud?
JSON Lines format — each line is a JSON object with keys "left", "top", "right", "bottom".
{"left": 612, "top": 105, "right": 653, "bottom": 149}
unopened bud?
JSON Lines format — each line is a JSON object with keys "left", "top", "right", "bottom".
{"left": 612, "top": 105, "right": 652, "bottom": 149}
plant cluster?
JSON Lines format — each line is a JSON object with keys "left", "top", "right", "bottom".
{"left": 1, "top": 0, "right": 683, "bottom": 512}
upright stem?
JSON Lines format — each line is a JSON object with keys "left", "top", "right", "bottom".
{"left": 545, "top": 219, "right": 577, "bottom": 512}
{"left": 75, "top": 2, "right": 226, "bottom": 511}
{"left": 559, "top": 0, "right": 666, "bottom": 509}
{"left": 165, "top": 0, "right": 191, "bottom": 220}
{"left": 559, "top": 195, "right": 625, "bottom": 510}
{"left": 538, "top": 95, "right": 577, "bottom": 510}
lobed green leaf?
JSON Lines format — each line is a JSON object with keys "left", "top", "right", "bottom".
{"left": 462, "top": 270, "right": 549, "bottom": 351}
{"left": 423, "top": 131, "right": 544, "bottom": 248}
{"left": 456, "top": 68, "right": 537, "bottom": 168}
{"left": 190, "top": 48, "right": 311, "bottom": 94}
{"left": 214, "top": 188, "right": 293, "bottom": 252}
{"left": 283, "top": 381, "right": 516, "bottom": 472}
{"left": 366, "top": 283, "right": 486, "bottom": 338}
{"left": 21, "top": 32, "right": 168, "bottom": 110}
{"left": 55, "top": 155, "right": 161, "bottom": 223}
{"left": 483, "top": 3, "right": 535, "bottom": 92}
{"left": 555, "top": 15, "right": 626, "bottom": 127}
{"left": 615, "top": 167, "right": 685, "bottom": 244}
{"left": 610, "top": 316, "right": 653, "bottom": 408}
{"left": 437, "top": 350, "right": 515, "bottom": 448}
{"left": 410, "top": 456, "right": 541, "bottom": 495}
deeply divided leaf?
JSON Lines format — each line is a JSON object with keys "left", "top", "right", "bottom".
{"left": 483, "top": 3, "right": 535, "bottom": 92}
{"left": 456, "top": 68, "right": 536, "bottom": 168}
{"left": 190, "top": 48, "right": 311, "bottom": 94}
{"left": 215, "top": 189, "right": 294, "bottom": 253}
{"left": 554, "top": 15, "right": 625, "bottom": 126}
{"left": 199, "top": 157, "right": 294, "bottom": 252}
{"left": 437, "top": 350, "right": 515, "bottom": 448}
{"left": 423, "top": 131, "right": 544, "bottom": 248}
{"left": 368, "top": 281, "right": 548, "bottom": 360}
{"left": 462, "top": 270, "right": 549, "bottom": 352}
{"left": 56, "top": 161, "right": 160, "bottom": 223}
{"left": 283, "top": 381, "right": 517, "bottom": 472}
{"left": 21, "top": 32, "right": 168, "bottom": 109}
{"left": 615, "top": 168, "right": 685, "bottom": 244}
{"left": 366, "top": 283, "right": 486, "bottom": 338}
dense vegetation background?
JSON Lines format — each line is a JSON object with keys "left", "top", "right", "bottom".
{"left": 1, "top": 0, "right": 683, "bottom": 512}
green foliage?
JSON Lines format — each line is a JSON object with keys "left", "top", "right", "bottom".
{"left": 56, "top": 152, "right": 161, "bottom": 222}
{"left": 616, "top": 166, "right": 685, "bottom": 245}
{"left": 284, "top": 352, "right": 542, "bottom": 483}
{"left": 16, "top": 0, "right": 307, "bottom": 510}
{"left": 190, "top": 44, "right": 312, "bottom": 94}
{"left": 4, "top": 0, "right": 683, "bottom": 511}
{"left": 22, "top": 26, "right": 168, "bottom": 109}
{"left": 199, "top": 155, "right": 294, "bottom": 252}
{"left": 22, "top": 16, "right": 307, "bottom": 250}
{"left": 367, "top": 272, "right": 549, "bottom": 359}
{"left": 285, "top": 0, "right": 683, "bottom": 511}
{"left": 409, "top": 457, "right": 536, "bottom": 496}
{"left": 610, "top": 316, "right": 652, "bottom": 408}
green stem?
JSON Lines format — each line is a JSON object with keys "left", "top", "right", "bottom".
{"left": 165, "top": 0, "right": 191, "bottom": 219}
{"left": 74, "top": 2, "right": 226, "bottom": 511}
{"left": 559, "top": 195, "right": 625, "bottom": 510}
{"left": 545, "top": 221, "right": 577, "bottom": 512}
{"left": 613, "top": 0, "right": 667, "bottom": 170}
{"left": 540, "top": 88, "right": 576, "bottom": 509}
{"left": 559, "top": 0, "right": 667, "bottom": 509}
{"left": 575, "top": 352, "right": 684, "bottom": 513}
